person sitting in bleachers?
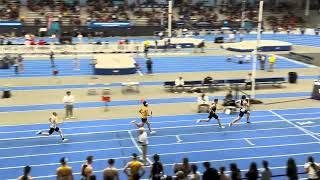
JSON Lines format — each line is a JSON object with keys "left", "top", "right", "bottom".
{"left": 197, "top": 93, "right": 210, "bottom": 113}
{"left": 223, "top": 90, "right": 237, "bottom": 107}
{"left": 175, "top": 77, "right": 185, "bottom": 93}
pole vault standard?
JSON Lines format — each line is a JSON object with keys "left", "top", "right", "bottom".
{"left": 251, "top": 0, "right": 264, "bottom": 99}
{"left": 168, "top": 0, "right": 172, "bottom": 37}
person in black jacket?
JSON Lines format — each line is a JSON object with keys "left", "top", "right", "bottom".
{"left": 230, "top": 163, "right": 241, "bottom": 180}
{"left": 146, "top": 58, "right": 153, "bottom": 74}
{"left": 287, "top": 158, "right": 298, "bottom": 180}
{"left": 150, "top": 154, "right": 164, "bottom": 180}
{"left": 202, "top": 162, "right": 219, "bottom": 180}
{"left": 245, "top": 162, "right": 259, "bottom": 180}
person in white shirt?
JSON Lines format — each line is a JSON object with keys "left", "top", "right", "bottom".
{"left": 197, "top": 93, "right": 210, "bottom": 113}
{"left": 304, "top": 156, "right": 320, "bottom": 180}
{"left": 63, "top": 91, "right": 75, "bottom": 120}
{"left": 36, "top": 112, "right": 67, "bottom": 142}
{"left": 137, "top": 127, "right": 149, "bottom": 165}
{"left": 175, "top": 77, "right": 185, "bottom": 93}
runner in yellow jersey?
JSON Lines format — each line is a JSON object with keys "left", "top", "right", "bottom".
{"left": 131, "top": 101, "right": 155, "bottom": 134}
{"left": 124, "top": 153, "right": 145, "bottom": 180}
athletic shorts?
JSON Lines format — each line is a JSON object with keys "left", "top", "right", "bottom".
{"left": 49, "top": 127, "right": 60, "bottom": 135}
{"left": 141, "top": 118, "right": 148, "bottom": 123}
{"left": 208, "top": 113, "right": 218, "bottom": 120}
{"left": 239, "top": 110, "right": 249, "bottom": 117}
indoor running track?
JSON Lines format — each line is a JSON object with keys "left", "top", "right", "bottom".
{"left": 1, "top": 107, "right": 320, "bottom": 179}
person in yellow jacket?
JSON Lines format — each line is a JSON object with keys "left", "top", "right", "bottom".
{"left": 268, "top": 54, "right": 276, "bottom": 72}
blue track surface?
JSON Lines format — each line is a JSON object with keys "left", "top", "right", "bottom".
{"left": 0, "top": 55, "right": 310, "bottom": 78}
{"left": 1, "top": 107, "right": 320, "bottom": 179}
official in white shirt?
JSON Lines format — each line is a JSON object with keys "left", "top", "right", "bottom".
{"left": 197, "top": 93, "right": 210, "bottom": 113}
{"left": 175, "top": 77, "right": 185, "bottom": 93}
{"left": 62, "top": 91, "right": 75, "bottom": 120}
{"left": 138, "top": 127, "right": 148, "bottom": 165}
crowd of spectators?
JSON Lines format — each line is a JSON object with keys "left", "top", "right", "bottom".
{"left": 0, "top": 0, "right": 19, "bottom": 20}
{"left": 17, "top": 154, "right": 320, "bottom": 180}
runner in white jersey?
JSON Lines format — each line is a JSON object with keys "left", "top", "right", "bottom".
{"left": 229, "top": 95, "right": 251, "bottom": 126}
{"left": 36, "top": 112, "right": 68, "bottom": 142}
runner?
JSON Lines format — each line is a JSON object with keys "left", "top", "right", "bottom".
{"left": 36, "top": 112, "right": 68, "bottom": 142}
{"left": 229, "top": 95, "right": 251, "bottom": 126}
{"left": 196, "top": 99, "right": 224, "bottom": 128}
{"left": 131, "top": 101, "right": 156, "bottom": 134}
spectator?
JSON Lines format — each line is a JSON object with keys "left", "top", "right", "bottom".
{"left": 50, "top": 50, "right": 55, "bottom": 67}
{"left": 268, "top": 54, "right": 276, "bottom": 72}
{"left": 13, "top": 59, "right": 19, "bottom": 75}
{"left": 197, "top": 93, "right": 210, "bottom": 113}
{"left": 223, "top": 90, "right": 236, "bottom": 107}
{"left": 81, "top": 156, "right": 94, "bottom": 180}
{"left": 137, "top": 127, "right": 148, "bottom": 165}
{"left": 18, "top": 166, "right": 32, "bottom": 180}
{"left": 56, "top": 157, "right": 73, "bottom": 180}
{"left": 190, "top": 164, "right": 200, "bottom": 180}
{"left": 203, "top": 76, "right": 213, "bottom": 91}
{"left": 230, "top": 163, "right": 241, "bottom": 180}
{"left": 174, "top": 76, "right": 185, "bottom": 93}
{"left": 261, "top": 160, "right": 272, "bottom": 180}
{"left": 146, "top": 57, "right": 153, "bottom": 74}
{"left": 304, "top": 156, "right": 320, "bottom": 180}
{"left": 103, "top": 159, "right": 119, "bottom": 180}
{"left": 124, "top": 153, "right": 145, "bottom": 180}
{"left": 202, "top": 161, "right": 219, "bottom": 180}
{"left": 219, "top": 166, "right": 230, "bottom": 180}
{"left": 245, "top": 162, "right": 259, "bottom": 180}
{"left": 174, "top": 158, "right": 191, "bottom": 177}
{"left": 257, "top": 54, "right": 266, "bottom": 70}
{"left": 62, "top": 91, "right": 75, "bottom": 120}
{"left": 150, "top": 154, "right": 164, "bottom": 180}
{"left": 286, "top": 158, "right": 298, "bottom": 180}
{"left": 17, "top": 54, "right": 24, "bottom": 73}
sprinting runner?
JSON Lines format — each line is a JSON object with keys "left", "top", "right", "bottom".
{"left": 196, "top": 99, "right": 224, "bottom": 128}
{"left": 229, "top": 95, "right": 251, "bottom": 126}
{"left": 36, "top": 112, "right": 68, "bottom": 142}
{"left": 131, "top": 101, "right": 156, "bottom": 134}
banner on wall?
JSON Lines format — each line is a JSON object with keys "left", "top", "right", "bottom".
{"left": 88, "top": 22, "right": 131, "bottom": 28}
{"left": 0, "top": 21, "right": 22, "bottom": 26}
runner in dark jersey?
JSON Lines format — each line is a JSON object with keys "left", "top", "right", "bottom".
{"left": 196, "top": 99, "right": 224, "bottom": 128}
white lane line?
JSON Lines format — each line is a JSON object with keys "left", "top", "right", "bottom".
{"left": 176, "top": 135, "right": 183, "bottom": 143}
{"left": 8, "top": 151, "right": 319, "bottom": 179}
{"left": 269, "top": 110, "right": 320, "bottom": 142}
{"left": 244, "top": 138, "right": 255, "bottom": 146}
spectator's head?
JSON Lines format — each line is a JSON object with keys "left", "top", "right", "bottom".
{"left": 179, "top": 76, "right": 183, "bottom": 80}
{"left": 191, "top": 164, "right": 198, "bottom": 174}
{"left": 132, "top": 153, "right": 138, "bottom": 160}
{"left": 214, "top": 99, "right": 218, "bottom": 104}
{"left": 66, "top": 91, "right": 71, "bottom": 95}
{"left": 287, "top": 158, "right": 297, "bottom": 169}
{"left": 52, "top": 112, "right": 57, "bottom": 116}
{"left": 108, "top": 159, "right": 115, "bottom": 166}
{"left": 308, "top": 156, "right": 314, "bottom": 163}
{"left": 23, "top": 165, "right": 31, "bottom": 176}
{"left": 262, "top": 160, "right": 269, "bottom": 170}
{"left": 143, "top": 101, "right": 148, "bottom": 107}
{"left": 203, "top": 161, "right": 211, "bottom": 169}
{"left": 248, "top": 73, "right": 252, "bottom": 76}
{"left": 86, "top": 155, "right": 93, "bottom": 164}
{"left": 182, "top": 157, "right": 189, "bottom": 165}
{"left": 230, "top": 163, "right": 238, "bottom": 172}
{"left": 60, "top": 157, "right": 67, "bottom": 165}
{"left": 249, "top": 162, "right": 257, "bottom": 172}
{"left": 219, "top": 166, "right": 225, "bottom": 174}
{"left": 153, "top": 154, "right": 160, "bottom": 162}
{"left": 241, "top": 95, "right": 246, "bottom": 100}
{"left": 175, "top": 171, "right": 185, "bottom": 179}
{"left": 201, "top": 93, "right": 205, "bottom": 98}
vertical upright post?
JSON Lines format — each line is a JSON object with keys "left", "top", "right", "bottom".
{"left": 251, "top": 0, "right": 263, "bottom": 99}
{"left": 305, "top": 0, "right": 310, "bottom": 16}
{"left": 241, "top": 0, "right": 246, "bottom": 28}
{"left": 168, "top": 0, "right": 173, "bottom": 37}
